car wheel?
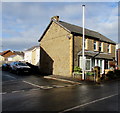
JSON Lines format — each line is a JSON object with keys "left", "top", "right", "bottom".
{"left": 10, "top": 69, "right": 13, "bottom": 73}
{"left": 16, "top": 70, "right": 19, "bottom": 75}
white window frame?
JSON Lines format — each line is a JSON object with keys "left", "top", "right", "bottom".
{"left": 95, "top": 59, "right": 104, "bottom": 74}
{"left": 94, "top": 41, "right": 97, "bottom": 51}
{"left": 108, "top": 44, "right": 111, "bottom": 53}
{"left": 99, "top": 42, "right": 103, "bottom": 52}
{"left": 85, "top": 59, "right": 92, "bottom": 71}
{"left": 85, "top": 39, "right": 88, "bottom": 50}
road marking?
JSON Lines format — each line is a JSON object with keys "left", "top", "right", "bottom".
{"left": 2, "top": 80, "right": 21, "bottom": 85}
{"left": 3, "top": 88, "right": 40, "bottom": 94}
{"left": 4, "top": 74, "right": 16, "bottom": 79}
{"left": 2, "top": 80, "right": 18, "bottom": 83}
{"left": 30, "top": 88, "right": 40, "bottom": 91}
{"left": 12, "top": 90, "right": 23, "bottom": 93}
{"left": 52, "top": 85, "right": 65, "bottom": 88}
{"left": 23, "top": 80, "right": 44, "bottom": 88}
{"left": 59, "top": 93, "right": 118, "bottom": 113}
{"left": 0, "top": 92, "right": 7, "bottom": 95}
{"left": 40, "top": 86, "right": 53, "bottom": 89}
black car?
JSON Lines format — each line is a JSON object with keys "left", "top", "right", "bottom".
{"left": 9, "top": 61, "right": 31, "bottom": 74}
{"left": 2, "top": 63, "right": 11, "bottom": 71}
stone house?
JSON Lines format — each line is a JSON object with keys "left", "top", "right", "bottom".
{"left": 24, "top": 46, "right": 40, "bottom": 66}
{"left": 38, "top": 16, "right": 116, "bottom": 77}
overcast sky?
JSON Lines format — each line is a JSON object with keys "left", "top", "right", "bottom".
{"left": 1, "top": 2, "right": 118, "bottom": 51}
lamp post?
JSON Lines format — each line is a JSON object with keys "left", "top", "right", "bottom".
{"left": 82, "top": 5, "right": 85, "bottom": 80}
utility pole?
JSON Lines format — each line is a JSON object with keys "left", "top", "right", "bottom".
{"left": 82, "top": 5, "right": 85, "bottom": 80}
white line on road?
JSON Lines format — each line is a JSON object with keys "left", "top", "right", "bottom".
{"left": 22, "top": 80, "right": 43, "bottom": 88}
{"left": 2, "top": 88, "right": 41, "bottom": 95}
{"left": 59, "top": 93, "right": 118, "bottom": 113}
{"left": 4, "top": 74, "right": 16, "bottom": 79}
{"left": 0, "top": 92, "right": 7, "bottom": 95}
{"left": 2, "top": 80, "right": 17, "bottom": 83}
{"left": 12, "top": 90, "right": 23, "bottom": 93}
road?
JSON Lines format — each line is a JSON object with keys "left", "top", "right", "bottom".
{"left": 1, "top": 70, "right": 120, "bottom": 112}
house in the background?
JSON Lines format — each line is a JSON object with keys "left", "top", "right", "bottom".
{"left": 0, "top": 50, "right": 24, "bottom": 62}
{"left": 0, "top": 52, "right": 5, "bottom": 61}
{"left": 0, "top": 50, "right": 15, "bottom": 61}
{"left": 38, "top": 16, "right": 116, "bottom": 77}
{"left": 24, "top": 46, "right": 40, "bottom": 66}
{"left": 7, "top": 51, "right": 24, "bottom": 61}
{"left": 116, "top": 43, "right": 120, "bottom": 66}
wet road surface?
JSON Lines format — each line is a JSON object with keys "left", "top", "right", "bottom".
{"left": 1, "top": 70, "right": 120, "bottom": 112}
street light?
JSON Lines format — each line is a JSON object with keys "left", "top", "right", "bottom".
{"left": 82, "top": 5, "right": 85, "bottom": 80}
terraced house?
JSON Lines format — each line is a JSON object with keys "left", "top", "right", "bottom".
{"left": 39, "top": 16, "right": 116, "bottom": 77}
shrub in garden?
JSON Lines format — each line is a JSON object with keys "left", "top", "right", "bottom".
{"left": 86, "top": 72, "right": 94, "bottom": 76}
{"left": 74, "top": 66, "right": 82, "bottom": 74}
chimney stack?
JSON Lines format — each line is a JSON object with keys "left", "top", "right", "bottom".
{"left": 51, "top": 16, "right": 59, "bottom": 22}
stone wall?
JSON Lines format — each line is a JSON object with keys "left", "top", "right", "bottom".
{"left": 73, "top": 36, "right": 82, "bottom": 66}
{"left": 40, "top": 21, "right": 72, "bottom": 76}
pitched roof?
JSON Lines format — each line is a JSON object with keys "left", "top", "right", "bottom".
{"left": 78, "top": 51, "right": 114, "bottom": 60}
{"left": 0, "top": 50, "right": 24, "bottom": 58}
{"left": 39, "top": 19, "right": 116, "bottom": 44}
{"left": 0, "top": 50, "right": 11, "bottom": 56}
{"left": 58, "top": 21, "right": 116, "bottom": 44}
{"left": 0, "top": 50, "right": 15, "bottom": 57}
{"left": 25, "top": 45, "right": 40, "bottom": 51}
{"left": 8, "top": 54, "right": 24, "bottom": 58}
{"left": 13, "top": 51, "right": 24, "bottom": 56}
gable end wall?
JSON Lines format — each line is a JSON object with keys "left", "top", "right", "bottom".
{"left": 40, "top": 21, "right": 73, "bottom": 76}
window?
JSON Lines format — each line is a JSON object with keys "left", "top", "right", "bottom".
{"left": 107, "top": 44, "right": 111, "bottom": 53}
{"left": 79, "top": 57, "right": 91, "bottom": 71}
{"left": 85, "top": 39, "right": 87, "bottom": 49}
{"left": 99, "top": 42, "right": 102, "bottom": 52}
{"left": 94, "top": 41, "right": 97, "bottom": 50}
{"left": 86, "top": 59, "right": 91, "bottom": 70}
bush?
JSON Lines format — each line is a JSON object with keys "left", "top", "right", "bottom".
{"left": 86, "top": 72, "right": 94, "bottom": 76}
{"left": 74, "top": 66, "right": 82, "bottom": 73}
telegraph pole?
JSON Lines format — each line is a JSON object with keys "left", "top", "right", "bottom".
{"left": 82, "top": 5, "right": 85, "bottom": 80}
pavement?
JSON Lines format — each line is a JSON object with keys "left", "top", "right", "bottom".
{"left": 44, "top": 74, "right": 98, "bottom": 85}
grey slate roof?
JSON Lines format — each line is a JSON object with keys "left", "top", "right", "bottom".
{"left": 58, "top": 21, "right": 116, "bottom": 44}
{"left": 78, "top": 51, "right": 114, "bottom": 60}
{"left": 39, "top": 19, "right": 116, "bottom": 44}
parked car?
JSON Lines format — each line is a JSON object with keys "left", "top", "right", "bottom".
{"left": 2, "top": 63, "right": 11, "bottom": 71}
{"left": 9, "top": 61, "right": 31, "bottom": 74}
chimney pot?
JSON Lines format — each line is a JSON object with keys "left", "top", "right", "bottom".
{"left": 51, "top": 16, "right": 59, "bottom": 22}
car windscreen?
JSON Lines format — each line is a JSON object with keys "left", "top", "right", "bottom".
{"left": 18, "top": 62, "right": 27, "bottom": 66}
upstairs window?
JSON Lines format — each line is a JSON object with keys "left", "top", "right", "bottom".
{"left": 107, "top": 44, "right": 111, "bottom": 53}
{"left": 94, "top": 41, "right": 97, "bottom": 50}
{"left": 99, "top": 42, "right": 103, "bottom": 52}
{"left": 85, "top": 39, "right": 88, "bottom": 49}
